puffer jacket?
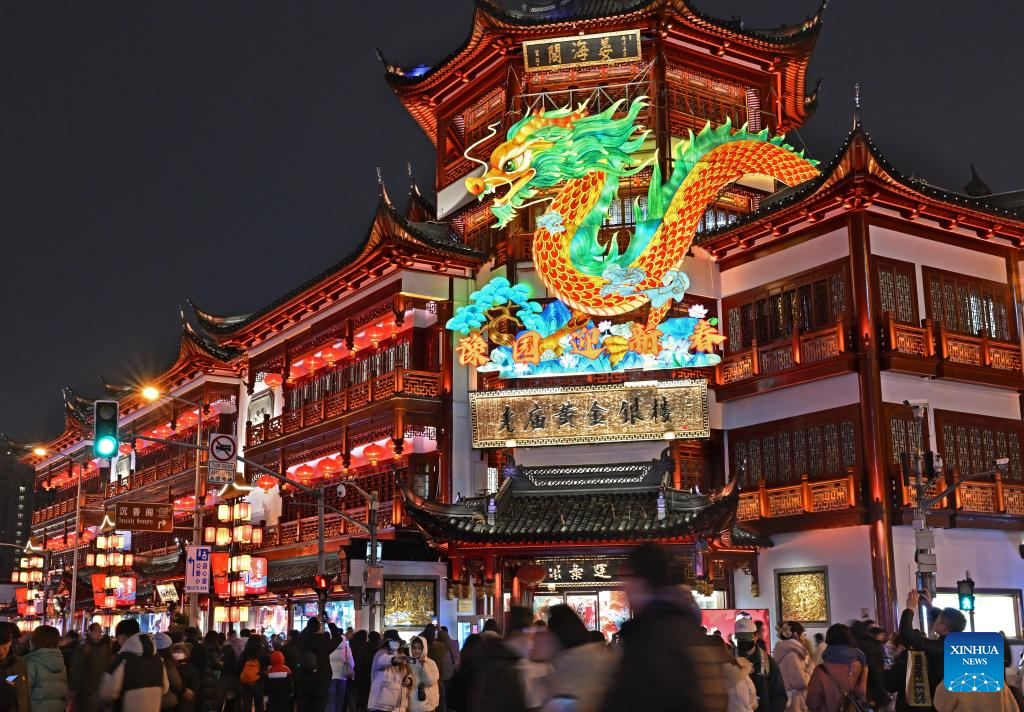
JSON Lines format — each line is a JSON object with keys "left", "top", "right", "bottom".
{"left": 773, "top": 638, "right": 811, "bottom": 711}
{"left": 24, "top": 646, "right": 69, "bottom": 712}
{"left": 407, "top": 636, "right": 440, "bottom": 712}
{"left": 367, "top": 648, "right": 409, "bottom": 712}
{"left": 540, "top": 641, "right": 613, "bottom": 712}
{"left": 99, "top": 633, "right": 169, "bottom": 711}
{"left": 722, "top": 657, "right": 758, "bottom": 712}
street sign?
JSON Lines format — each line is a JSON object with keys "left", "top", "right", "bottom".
{"left": 207, "top": 433, "right": 237, "bottom": 484}
{"left": 184, "top": 546, "right": 211, "bottom": 594}
{"left": 114, "top": 501, "right": 173, "bottom": 532}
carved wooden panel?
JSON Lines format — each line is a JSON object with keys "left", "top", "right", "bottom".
{"left": 935, "top": 410, "right": 1023, "bottom": 481}
{"left": 924, "top": 266, "right": 1014, "bottom": 342}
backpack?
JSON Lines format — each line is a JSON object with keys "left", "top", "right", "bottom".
{"left": 820, "top": 665, "right": 869, "bottom": 712}
{"left": 240, "top": 659, "right": 261, "bottom": 686}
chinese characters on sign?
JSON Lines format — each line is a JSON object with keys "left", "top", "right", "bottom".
{"left": 538, "top": 557, "right": 625, "bottom": 587}
{"left": 184, "top": 546, "right": 211, "bottom": 594}
{"left": 114, "top": 501, "right": 174, "bottom": 532}
{"left": 470, "top": 380, "right": 709, "bottom": 448}
{"left": 523, "top": 30, "right": 641, "bottom": 72}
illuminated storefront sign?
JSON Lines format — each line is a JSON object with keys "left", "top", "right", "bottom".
{"left": 536, "top": 556, "right": 628, "bottom": 587}
{"left": 523, "top": 29, "right": 641, "bottom": 72}
{"left": 469, "top": 380, "right": 708, "bottom": 448}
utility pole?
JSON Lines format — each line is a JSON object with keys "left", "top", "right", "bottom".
{"left": 904, "top": 401, "right": 1006, "bottom": 631}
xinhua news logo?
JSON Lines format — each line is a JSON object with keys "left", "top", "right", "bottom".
{"left": 944, "top": 632, "right": 1004, "bottom": 692}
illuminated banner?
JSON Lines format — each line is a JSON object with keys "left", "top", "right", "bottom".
{"left": 470, "top": 380, "right": 708, "bottom": 448}
{"left": 523, "top": 30, "right": 641, "bottom": 72}
{"left": 244, "top": 557, "right": 268, "bottom": 595}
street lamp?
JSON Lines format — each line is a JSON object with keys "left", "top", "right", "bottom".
{"left": 138, "top": 385, "right": 209, "bottom": 627}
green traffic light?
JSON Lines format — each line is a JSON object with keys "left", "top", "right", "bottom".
{"left": 95, "top": 435, "right": 118, "bottom": 457}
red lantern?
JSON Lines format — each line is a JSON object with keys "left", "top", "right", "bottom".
{"left": 118, "top": 443, "right": 132, "bottom": 456}
{"left": 263, "top": 373, "right": 284, "bottom": 389}
{"left": 178, "top": 410, "right": 198, "bottom": 427}
{"left": 304, "top": 356, "right": 326, "bottom": 372}
{"left": 362, "top": 443, "right": 386, "bottom": 466}
{"left": 316, "top": 458, "right": 340, "bottom": 478}
{"left": 320, "top": 347, "right": 343, "bottom": 365}
{"left": 155, "top": 424, "right": 173, "bottom": 438}
{"left": 294, "top": 464, "right": 315, "bottom": 483}
{"left": 516, "top": 564, "right": 547, "bottom": 585}
{"left": 288, "top": 364, "right": 307, "bottom": 381}
{"left": 256, "top": 474, "right": 277, "bottom": 491}
{"left": 367, "top": 325, "right": 387, "bottom": 346}
{"left": 173, "top": 496, "right": 196, "bottom": 511}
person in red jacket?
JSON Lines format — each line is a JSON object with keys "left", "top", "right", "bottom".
{"left": 265, "top": 651, "right": 294, "bottom": 712}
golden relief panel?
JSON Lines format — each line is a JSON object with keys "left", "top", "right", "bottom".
{"left": 469, "top": 380, "right": 709, "bottom": 448}
{"left": 382, "top": 579, "right": 437, "bottom": 630}
{"left": 776, "top": 569, "right": 830, "bottom": 625}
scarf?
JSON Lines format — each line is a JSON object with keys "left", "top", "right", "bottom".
{"left": 822, "top": 644, "right": 867, "bottom": 667}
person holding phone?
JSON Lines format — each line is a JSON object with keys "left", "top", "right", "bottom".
{"left": 0, "top": 623, "right": 28, "bottom": 712}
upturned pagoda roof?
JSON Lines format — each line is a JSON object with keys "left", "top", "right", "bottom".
{"left": 697, "top": 122, "right": 1024, "bottom": 256}
{"left": 381, "top": 0, "right": 825, "bottom": 140}
{"left": 187, "top": 180, "right": 485, "bottom": 342}
{"left": 401, "top": 451, "right": 769, "bottom": 547}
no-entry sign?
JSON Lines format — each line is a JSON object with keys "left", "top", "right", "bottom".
{"left": 207, "top": 433, "right": 237, "bottom": 484}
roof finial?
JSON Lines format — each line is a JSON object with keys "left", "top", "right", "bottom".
{"left": 376, "top": 166, "right": 392, "bottom": 205}
{"left": 853, "top": 82, "right": 862, "bottom": 129}
{"left": 406, "top": 161, "right": 419, "bottom": 195}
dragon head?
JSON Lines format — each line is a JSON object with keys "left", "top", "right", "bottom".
{"left": 464, "top": 98, "right": 649, "bottom": 228}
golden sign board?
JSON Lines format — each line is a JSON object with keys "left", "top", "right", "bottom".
{"left": 523, "top": 29, "right": 642, "bottom": 72}
{"left": 470, "top": 380, "right": 708, "bottom": 448}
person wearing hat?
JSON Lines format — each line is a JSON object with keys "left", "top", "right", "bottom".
{"left": 153, "top": 632, "right": 184, "bottom": 710}
{"left": 734, "top": 617, "right": 787, "bottom": 712}
{"left": 265, "top": 650, "right": 295, "bottom": 712}
{"left": 897, "top": 589, "right": 967, "bottom": 711}
{"left": 368, "top": 630, "right": 410, "bottom": 712}
{"left": 600, "top": 543, "right": 727, "bottom": 712}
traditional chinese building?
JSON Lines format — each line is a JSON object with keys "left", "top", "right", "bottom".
{"left": 12, "top": 0, "right": 1024, "bottom": 646}
{"left": 381, "top": 0, "right": 1024, "bottom": 641}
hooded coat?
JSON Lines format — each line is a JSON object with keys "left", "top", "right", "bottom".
{"left": 408, "top": 636, "right": 440, "bottom": 712}
{"left": 99, "top": 633, "right": 170, "bottom": 712}
{"left": 722, "top": 657, "right": 759, "bottom": 712}
{"left": 368, "top": 646, "right": 410, "bottom": 712}
{"left": 24, "top": 646, "right": 68, "bottom": 712}
{"left": 773, "top": 638, "right": 812, "bottom": 711}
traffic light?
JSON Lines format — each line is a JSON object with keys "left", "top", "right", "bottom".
{"left": 93, "top": 401, "right": 119, "bottom": 458}
{"left": 957, "top": 575, "right": 976, "bottom": 612}
{"left": 313, "top": 574, "right": 329, "bottom": 603}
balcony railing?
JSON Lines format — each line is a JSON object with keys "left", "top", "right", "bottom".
{"left": 883, "top": 313, "right": 1023, "bottom": 384}
{"left": 736, "top": 473, "right": 858, "bottom": 521}
{"left": 716, "top": 319, "right": 848, "bottom": 387}
{"left": 897, "top": 470, "right": 1024, "bottom": 516}
{"left": 246, "top": 368, "right": 441, "bottom": 447}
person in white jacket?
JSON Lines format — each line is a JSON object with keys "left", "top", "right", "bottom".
{"left": 407, "top": 635, "right": 440, "bottom": 712}
{"left": 328, "top": 635, "right": 356, "bottom": 712}
{"left": 722, "top": 656, "right": 759, "bottom": 712}
{"left": 772, "top": 622, "right": 812, "bottom": 712}
{"left": 368, "top": 630, "right": 410, "bottom": 712}
{"left": 99, "top": 619, "right": 169, "bottom": 712}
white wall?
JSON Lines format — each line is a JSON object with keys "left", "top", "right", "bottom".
{"left": 892, "top": 525, "right": 1024, "bottom": 606}
{"left": 348, "top": 559, "right": 456, "bottom": 631}
{"left": 720, "top": 228, "right": 849, "bottom": 298}
{"left": 734, "top": 525, "right": 876, "bottom": 644}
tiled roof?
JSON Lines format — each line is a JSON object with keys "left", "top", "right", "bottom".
{"left": 403, "top": 453, "right": 764, "bottom": 546}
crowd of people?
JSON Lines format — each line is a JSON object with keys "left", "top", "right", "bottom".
{"left": 0, "top": 545, "right": 1018, "bottom": 712}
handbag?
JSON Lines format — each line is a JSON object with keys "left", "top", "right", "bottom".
{"left": 819, "top": 664, "right": 868, "bottom": 712}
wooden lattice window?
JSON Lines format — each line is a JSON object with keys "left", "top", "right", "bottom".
{"left": 729, "top": 405, "right": 861, "bottom": 488}
{"left": 934, "top": 409, "right": 1023, "bottom": 481}
{"left": 723, "top": 260, "right": 849, "bottom": 354}
{"left": 923, "top": 267, "right": 1014, "bottom": 342}
{"left": 883, "top": 403, "right": 929, "bottom": 478}
{"left": 875, "top": 257, "right": 918, "bottom": 324}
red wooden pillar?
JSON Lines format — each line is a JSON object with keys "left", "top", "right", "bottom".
{"left": 849, "top": 211, "right": 898, "bottom": 631}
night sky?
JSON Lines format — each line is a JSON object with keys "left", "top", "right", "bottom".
{"left": 2, "top": 1, "right": 1022, "bottom": 441}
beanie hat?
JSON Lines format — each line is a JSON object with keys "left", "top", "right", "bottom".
{"left": 270, "top": 650, "right": 285, "bottom": 666}
{"left": 153, "top": 632, "right": 173, "bottom": 651}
